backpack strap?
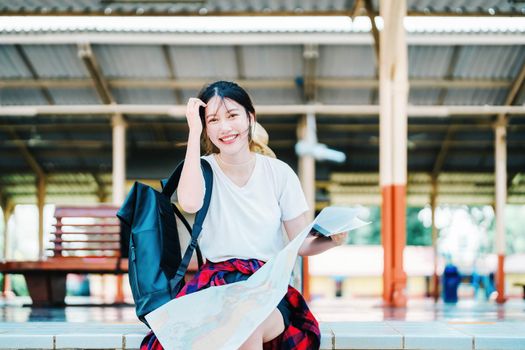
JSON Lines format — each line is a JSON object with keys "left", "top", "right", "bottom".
{"left": 161, "top": 159, "right": 213, "bottom": 297}
{"left": 172, "top": 203, "right": 204, "bottom": 267}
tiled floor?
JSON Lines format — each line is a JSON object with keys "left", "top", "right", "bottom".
{"left": 309, "top": 297, "right": 525, "bottom": 322}
{"left": 1, "top": 321, "right": 525, "bottom": 349}
{"left": 1, "top": 297, "right": 525, "bottom": 349}
{"left": 1, "top": 296, "right": 524, "bottom": 323}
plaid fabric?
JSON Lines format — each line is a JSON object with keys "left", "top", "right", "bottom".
{"left": 140, "top": 258, "right": 320, "bottom": 350}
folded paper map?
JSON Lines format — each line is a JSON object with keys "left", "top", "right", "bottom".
{"left": 145, "top": 206, "right": 370, "bottom": 349}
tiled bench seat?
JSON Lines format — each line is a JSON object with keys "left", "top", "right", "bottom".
{"left": 0, "top": 321, "right": 524, "bottom": 349}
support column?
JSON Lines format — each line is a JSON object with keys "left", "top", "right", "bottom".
{"left": 112, "top": 113, "right": 127, "bottom": 206}
{"left": 379, "top": 0, "right": 408, "bottom": 307}
{"left": 495, "top": 121, "right": 507, "bottom": 304}
{"left": 1, "top": 200, "right": 15, "bottom": 297}
{"left": 297, "top": 113, "right": 316, "bottom": 301}
{"left": 430, "top": 177, "right": 439, "bottom": 301}
{"left": 112, "top": 113, "right": 126, "bottom": 303}
{"left": 37, "top": 176, "right": 46, "bottom": 259}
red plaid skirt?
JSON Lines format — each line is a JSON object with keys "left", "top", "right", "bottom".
{"left": 140, "top": 258, "right": 320, "bottom": 350}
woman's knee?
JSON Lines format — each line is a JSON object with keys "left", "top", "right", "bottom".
{"left": 239, "top": 309, "right": 284, "bottom": 349}
{"left": 261, "top": 309, "right": 285, "bottom": 343}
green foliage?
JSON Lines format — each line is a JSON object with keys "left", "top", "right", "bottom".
{"left": 346, "top": 206, "right": 432, "bottom": 246}
{"left": 406, "top": 207, "right": 432, "bottom": 246}
{"left": 9, "top": 274, "right": 29, "bottom": 296}
{"left": 505, "top": 206, "right": 525, "bottom": 254}
{"left": 347, "top": 206, "right": 381, "bottom": 245}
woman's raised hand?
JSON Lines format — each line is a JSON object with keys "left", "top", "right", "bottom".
{"left": 186, "top": 98, "right": 206, "bottom": 135}
{"left": 330, "top": 232, "right": 348, "bottom": 246}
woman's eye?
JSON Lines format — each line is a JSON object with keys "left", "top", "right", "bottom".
{"left": 228, "top": 114, "right": 238, "bottom": 119}
{"left": 208, "top": 118, "right": 218, "bottom": 123}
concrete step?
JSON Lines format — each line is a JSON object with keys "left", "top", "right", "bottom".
{"left": 0, "top": 321, "right": 524, "bottom": 349}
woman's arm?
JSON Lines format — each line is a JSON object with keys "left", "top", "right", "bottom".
{"left": 178, "top": 98, "right": 206, "bottom": 213}
{"left": 283, "top": 213, "right": 348, "bottom": 256}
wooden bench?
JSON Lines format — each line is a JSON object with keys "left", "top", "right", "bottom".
{"left": 0, "top": 205, "right": 127, "bottom": 306}
{"left": 0, "top": 204, "right": 199, "bottom": 306}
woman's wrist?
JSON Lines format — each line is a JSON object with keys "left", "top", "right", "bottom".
{"left": 188, "top": 130, "right": 202, "bottom": 141}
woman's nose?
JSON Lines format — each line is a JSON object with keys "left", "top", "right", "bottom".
{"left": 218, "top": 119, "right": 232, "bottom": 131}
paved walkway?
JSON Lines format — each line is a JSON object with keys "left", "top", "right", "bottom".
{"left": 2, "top": 297, "right": 525, "bottom": 323}
{"left": 1, "top": 321, "right": 525, "bottom": 349}
{"left": 1, "top": 297, "right": 524, "bottom": 349}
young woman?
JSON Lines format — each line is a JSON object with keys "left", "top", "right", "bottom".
{"left": 141, "top": 81, "right": 347, "bottom": 350}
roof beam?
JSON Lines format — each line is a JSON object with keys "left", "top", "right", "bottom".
{"left": 234, "top": 45, "right": 246, "bottom": 81}
{"left": 78, "top": 43, "right": 129, "bottom": 195}
{"left": 431, "top": 125, "right": 457, "bottom": 178}
{"left": 4, "top": 127, "right": 45, "bottom": 178}
{"left": 3, "top": 104, "right": 525, "bottom": 117}
{"left": 350, "top": 0, "right": 364, "bottom": 19}
{"left": 499, "top": 54, "right": 525, "bottom": 125}
{"left": 2, "top": 32, "right": 525, "bottom": 46}
{"left": 364, "top": 0, "right": 379, "bottom": 66}
{"left": 5, "top": 122, "right": 525, "bottom": 134}
{"left": 161, "top": 45, "right": 184, "bottom": 105}
{"left": 0, "top": 78, "right": 513, "bottom": 90}
{"left": 302, "top": 44, "right": 319, "bottom": 102}
{"left": 495, "top": 54, "right": 525, "bottom": 193}
{"left": 432, "top": 46, "right": 462, "bottom": 178}
{"left": 156, "top": 44, "right": 181, "bottom": 143}
{"left": 78, "top": 43, "right": 114, "bottom": 104}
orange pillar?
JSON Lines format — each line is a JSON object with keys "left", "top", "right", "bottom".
{"left": 380, "top": 0, "right": 408, "bottom": 307}
{"left": 297, "top": 114, "right": 316, "bottom": 301}
{"left": 302, "top": 257, "right": 310, "bottom": 301}
{"left": 116, "top": 275, "right": 125, "bottom": 303}
{"left": 495, "top": 122, "right": 507, "bottom": 304}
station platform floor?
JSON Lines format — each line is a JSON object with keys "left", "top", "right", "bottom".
{"left": 0, "top": 297, "right": 524, "bottom": 349}
{"left": 0, "top": 296, "right": 524, "bottom": 323}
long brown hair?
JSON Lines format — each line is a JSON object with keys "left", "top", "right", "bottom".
{"left": 197, "top": 81, "right": 256, "bottom": 155}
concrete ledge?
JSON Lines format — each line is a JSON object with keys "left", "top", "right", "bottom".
{"left": 1, "top": 321, "right": 525, "bottom": 349}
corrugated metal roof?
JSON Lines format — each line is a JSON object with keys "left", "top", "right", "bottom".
{"left": 48, "top": 88, "right": 101, "bottom": 105}
{"left": 383, "top": 0, "right": 522, "bottom": 15}
{"left": 408, "top": 46, "right": 453, "bottom": 79}
{"left": 242, "top": 46, "right": 303, "bottom": 79}
{"left": 112, "top": 88, "right": 178, "bottom": 104}
{"left": 1, "top": 0, "right": 524, "bottom": 16}
{"left": 93, "top": 44, "right": 170, "bottom": 78}
{"left": 409, "top": 88, "right": 441, "bottom": 105}
{"left": 443, "top": 88, "right": 507, "bottom": 105}
{"left": 453, "top": 46, "right": 525, "bottom": 80}
{"left": 0, "top": 88, "right": 47, "bottom": 105}
{"left": 21, "top": 45, "right": 89, "bottom": 78}
{"left": 515, "top": 86, "right": 525, "bottom": 105}
{"left": 244, "top": 87, "right": 303, "bottom": 104}
{"left": 170, "top": 46, "right": 238, "bottom": 79}
{"left": 319, "top": 46, "right": 375, "bottom": 78}
{"left": 318, "top": 88, "right": 372, "bottom": 105}
{"left": 0, "top": 45, "right": 32, "bottom": 78}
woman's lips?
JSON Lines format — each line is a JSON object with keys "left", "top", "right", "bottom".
{"left": 219, "top": 134, "right": 238, "bottom": 144}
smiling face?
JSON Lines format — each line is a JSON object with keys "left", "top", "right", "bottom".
{"left": 204, "top": 95, "right": 254, "bottom": 156}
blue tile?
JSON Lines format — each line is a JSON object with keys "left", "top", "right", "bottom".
{"left": 0, "top": 335, "right": 54, "bottom": 349}
{"left": 475, "top": 336, "right": 525, "bottom": 350}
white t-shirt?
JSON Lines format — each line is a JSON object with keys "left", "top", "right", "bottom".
{"left": 198, "top": 153, "right": 308, "bottom": 263}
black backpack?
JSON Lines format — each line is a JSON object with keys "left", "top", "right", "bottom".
{"left": 117, "top": 159, "right": 213, "bottom": 326}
